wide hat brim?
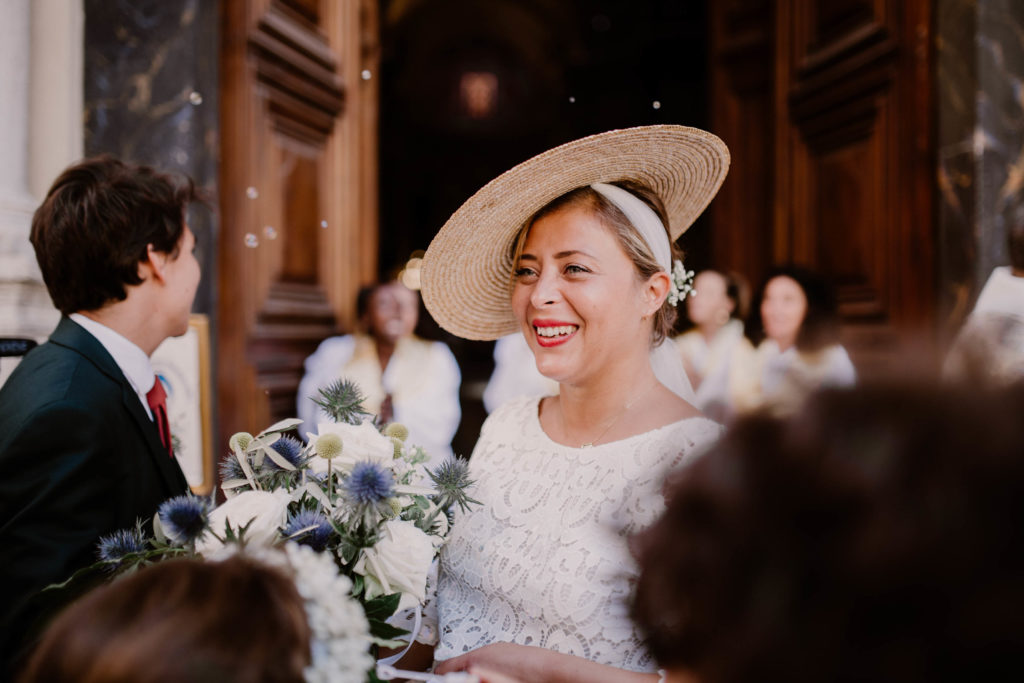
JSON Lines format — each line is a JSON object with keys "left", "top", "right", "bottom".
{"left": 421, "top": 125, "right": 731, "bottom": 341}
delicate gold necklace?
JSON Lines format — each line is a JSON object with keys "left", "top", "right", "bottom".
{"left": 569, "top": 380, "right": 658, "bottom": 448}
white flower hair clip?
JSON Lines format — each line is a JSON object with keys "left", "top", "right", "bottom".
{"left": 666, "top": 260, "right": 695, "bottom": 307}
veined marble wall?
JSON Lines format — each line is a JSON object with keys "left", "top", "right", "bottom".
{"left": 937, "top": 0, "right": 1024, "bottom": 333}
{"left": 83, "top": 0, "right": 219, "bottom": 321}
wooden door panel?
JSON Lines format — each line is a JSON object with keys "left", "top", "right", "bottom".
{"left": 711, "top": 0, "right": 933, "bottom": 375}
{"left": 219, "top": 0, "right": 377, "bottom": 446}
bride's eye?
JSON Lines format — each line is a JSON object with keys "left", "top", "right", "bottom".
{"left": 564, "top": 264, "right": 590, "bottom": 275}
{"left": 514, "top": 266, "right": 538, "bottom": 280}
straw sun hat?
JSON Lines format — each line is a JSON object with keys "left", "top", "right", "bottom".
{"left": 420, "top": 125, "right": 731, "bottom": 341}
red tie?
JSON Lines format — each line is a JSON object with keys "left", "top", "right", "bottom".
{"left": 146, "top": 376, "right": 174, "bottom": 458}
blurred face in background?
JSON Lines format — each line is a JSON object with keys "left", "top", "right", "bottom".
{"left": 686, "top": 270, "right": 733, "bottom": 333}
{"left": 368, "top": 282, "right": 419, "bottom": 345}
{"left": 761, "top": 275, "right": 807, "bottom": 350}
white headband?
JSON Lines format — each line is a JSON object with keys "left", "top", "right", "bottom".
{"left": 590, "top": 182, "right": 672, "bottom": 272}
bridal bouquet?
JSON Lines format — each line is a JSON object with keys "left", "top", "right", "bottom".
{"left": 78, "top": 380, "right": 478, "bottom": 682}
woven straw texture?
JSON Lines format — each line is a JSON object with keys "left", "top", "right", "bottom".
{"left": 420, "top": 125, "right": 730, "bottom": 341}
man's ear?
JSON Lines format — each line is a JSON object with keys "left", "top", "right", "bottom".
{"left": 139, "top": 244, "right": 168, "bottom": 284}
{"left": 643, "top": 271, "right": 671, "bottom": 316}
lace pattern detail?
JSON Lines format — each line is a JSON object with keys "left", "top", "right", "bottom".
{"left": 436, "top": 396, "right": 721, "bottom": 670}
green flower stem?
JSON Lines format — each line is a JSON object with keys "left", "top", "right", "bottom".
{"left": 327, "top": 459, "right": 333, "bottom": 502}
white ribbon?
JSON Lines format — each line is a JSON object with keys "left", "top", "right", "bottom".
{"left": 591, "top": 182, "right": 672, "bottom": 272}
{"left": 590, "top": 183, "right": 696, "bottom": 403}
{"left": 378, "top": 604, "right": 424, "bottom": 667}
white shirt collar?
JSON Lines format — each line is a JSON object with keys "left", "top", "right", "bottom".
{"left": 69, "top": 313, "right": 155, "bottom": 418}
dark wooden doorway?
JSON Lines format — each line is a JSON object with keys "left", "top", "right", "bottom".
{"left": 218, "top": 0, "right": 380, "bottom": 446}
{"left": 709, "top": 0, "right": 936, "bottom": 375}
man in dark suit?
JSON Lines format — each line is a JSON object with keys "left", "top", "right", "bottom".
{"left": 0, "top": 156, "right": 200, "bottom": 675}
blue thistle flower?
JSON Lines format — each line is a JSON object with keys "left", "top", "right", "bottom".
{"left": 158, "top": 495, "right": 209, "bottom": 545}
{"left": 428, "top": 457, "right": 481, "bottom": 514}
{"left": 267, "top": 435, "right": 305, "bottom": 470}
{"left": 219, "top": 454, "right": 246, "bottom": 481}
{"left": 97, "top": 527, "right": 147, "bottom": 566}
{"left": 344, "top": 461, "right": 395, "bottom": 504}
{"left": 284, "top": 509, "right": 334, "bottom": 552}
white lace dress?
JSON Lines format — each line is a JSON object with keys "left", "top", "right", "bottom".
{"left": 435, "top": 396, "right": 722, "bottom": 670}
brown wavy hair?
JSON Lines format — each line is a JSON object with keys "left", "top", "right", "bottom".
{"left": 19, "top": 557, "right": 310, "bottom": 683}
{"left": 633, "top": 381, "right": 1024, "bottom": 683}
{"left": 30, "top": 155, "right": 198, "bottom": 315}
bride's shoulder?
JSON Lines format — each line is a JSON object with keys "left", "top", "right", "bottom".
{"left": 656, "top": 399, "right": 724, "bottom": 449}
{"left": 480, "top": 394, "right": 544, "bottom": 434}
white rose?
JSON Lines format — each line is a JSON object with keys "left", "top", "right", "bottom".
{"left": 197, "top": 489, "right": 291, "bottom": 556}
{"left": 353, "top": 519, "right": 435, "bottom": 611}
{"left": 307, "top": 420, "right": 395, "bottom": 474}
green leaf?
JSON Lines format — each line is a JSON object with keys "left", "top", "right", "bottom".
{"left": 367, "top": 618, "right": 409, "bottom": 641}
{"left": 363, "top": 592, "right": 402, "bottom": 621}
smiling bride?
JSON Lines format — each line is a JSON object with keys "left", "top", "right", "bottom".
{"left": 416, "top": 126, "right": 731, "bottom": 683}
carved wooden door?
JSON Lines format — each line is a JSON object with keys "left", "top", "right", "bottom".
{"left": 218, "top": 0, "right": 379, "bottom": 446}
{"left": 711, "top": 0, "right": 934, "bottom": 374}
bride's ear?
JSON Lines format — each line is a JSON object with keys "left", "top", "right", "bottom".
{"left": 641, "top": 271, "right": 671, "bottom": 317}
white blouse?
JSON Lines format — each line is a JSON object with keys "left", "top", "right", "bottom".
{"left": 436, "top": 396, "right": 721, "bottom": 670}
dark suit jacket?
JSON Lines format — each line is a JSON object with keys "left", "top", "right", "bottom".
{"left": 0, "top": 316, "right": 189, "bottom": 674}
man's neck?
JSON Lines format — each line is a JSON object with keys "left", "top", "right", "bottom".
{"left": 77, "top": 304, "right": 164, "bottom": 356}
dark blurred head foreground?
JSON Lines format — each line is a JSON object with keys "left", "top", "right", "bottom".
{"left": 19, "top": 556, "right": 310, "bottom": 683}
{"left": 634, "top": 382, "right": 1024, "bottom": 683}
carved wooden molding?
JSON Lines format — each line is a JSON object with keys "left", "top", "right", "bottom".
{"left": 717, "top": 0, "right": 773, "bottom": 95}
{"left": 249, "top": 1, "right": 345, "bottom": 146}
{"left": 249, "top": 281, "right": 339, "bottom": 417}
{"left": 251, "top": 281, "right": 338, "bottom": 340}
{"left": 789, "top": 21, "right": 897, "bottom": 152}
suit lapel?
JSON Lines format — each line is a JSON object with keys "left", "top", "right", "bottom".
{"left": 119, "top": 381, "right": 190, "bottom": 494}
{"left": 50, "top": 317, "right": 190, "bottom": 495}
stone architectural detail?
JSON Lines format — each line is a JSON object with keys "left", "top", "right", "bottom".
{"left": 0, "top": 0, "right": 82, "bottom": 386}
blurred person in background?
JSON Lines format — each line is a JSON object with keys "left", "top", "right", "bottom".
{"left": 674, "top": 269, "right": 753, "bottom": 421}
{"left": 734, "top": 265, "right": 855, "bottom": 415}
{"left": 945, "top": 218, "right": 1024, "bottom": 385}
{"left": 633, "top": 381, "right": 1024, "bottom": 683}
{"left": 297, "top": 280, "right": 461, "bottom": 466}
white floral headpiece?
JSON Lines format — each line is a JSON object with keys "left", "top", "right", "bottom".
{"left": 667, "top": 260, "right": 695, "bottom": 306}
{"left": 590, "top": 183, "right": 695, "bottom": 306}
{"left": 237, "top": 543, "right": 374, "bottom": 683}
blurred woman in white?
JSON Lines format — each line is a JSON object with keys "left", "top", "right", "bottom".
{"left": 674, "top": 269, "right": 753, "bottom": 421}
{"left": 734, "top": 265, "right": 855, "bottom": 415}
{"left": 297, "top": 280, "right": 461, "bottom": 466}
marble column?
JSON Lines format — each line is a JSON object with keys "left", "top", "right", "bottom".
{"left": 0, "top": 0, "right": 80, "bottom": 386}
{"left": 936, "top": 0, "right": 1024, "bottom": 333}
{"left": 83, "top": 0, "right": 219, "bottom": 321}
